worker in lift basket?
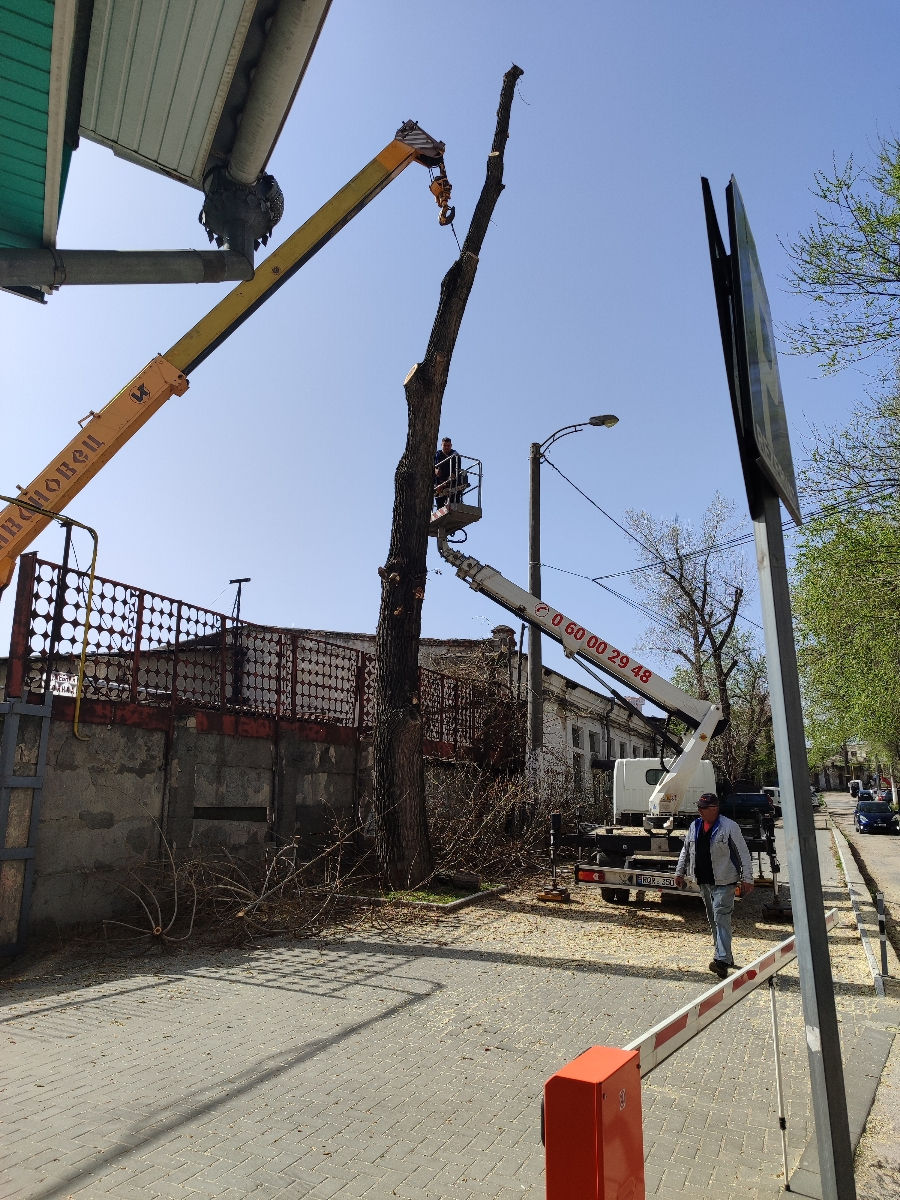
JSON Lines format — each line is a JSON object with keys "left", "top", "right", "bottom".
{"left": 674, "top": 793, "right": 754, "bottom": 979}
{"left": 434, "top": 436, "right": 462, "bottom": 508}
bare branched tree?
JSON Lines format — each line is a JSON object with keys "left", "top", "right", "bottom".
{"left": 624, "top": 495, "right": 746, "bottom": 731}
{"left": 373, "top": 65, "right": 523, "bottom": 889}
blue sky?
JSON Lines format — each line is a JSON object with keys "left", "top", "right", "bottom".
{"left": 2, "top": 0, "right": 898, "bottom": 686}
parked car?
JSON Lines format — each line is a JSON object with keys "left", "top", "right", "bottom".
{"left": 722, "top": 792, "right": 776, "bottom": 822}
{"left": 849, "top": 780, "right": 862, "bottom": 798}
{"left": 854, "top": 799, "right": 900, "bottom": 834}
{"left": 857, "top": 788, "right": 875, "bottom": 804}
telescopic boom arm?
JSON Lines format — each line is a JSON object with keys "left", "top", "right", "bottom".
{"left": 436, "top": 531, "right": 724, "bottom": 817}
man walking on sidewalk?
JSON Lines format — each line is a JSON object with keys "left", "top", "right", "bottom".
{"left": 674, "top": 793, "right": 754, "bottom": 978}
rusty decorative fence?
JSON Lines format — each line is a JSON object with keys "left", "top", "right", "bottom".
{"left": 6, "top": 555, "right": 488, "bottom": 757}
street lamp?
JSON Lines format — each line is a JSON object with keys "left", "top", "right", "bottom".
{"left": 527, "top": 415, "right": 619, "bottom": 759}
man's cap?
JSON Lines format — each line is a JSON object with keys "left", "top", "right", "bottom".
{"left": 697, "top": 793, "right": 720, "bottom": 808}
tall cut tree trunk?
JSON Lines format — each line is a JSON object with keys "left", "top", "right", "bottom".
{"left": 373, "top": 65, "right": 523, "bottom": 889}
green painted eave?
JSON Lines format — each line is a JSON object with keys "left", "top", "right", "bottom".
{"left": 0, "top": 0, "right": 73, "bottom": 251}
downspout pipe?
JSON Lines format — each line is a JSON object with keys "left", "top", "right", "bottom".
{"left": 227, "top": 0, "right": 332, "bottom": 186}
{"left": 0, "top": 248, "right": 254, "bottom": 289}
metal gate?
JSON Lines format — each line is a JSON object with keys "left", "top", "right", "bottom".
{"left": 0, "top": 695, "right": 51, "bottom": 954}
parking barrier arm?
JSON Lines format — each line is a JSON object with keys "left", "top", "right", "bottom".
{"left": 544, "top": 909, "right": 837, "bottom": 1200}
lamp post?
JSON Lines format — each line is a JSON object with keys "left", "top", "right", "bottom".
{"left": 527, "top": 415, "right": 619, "bottom": 761}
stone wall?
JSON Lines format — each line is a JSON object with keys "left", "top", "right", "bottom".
{"left": 21, "top": 706, "right": 363, "bottom": 935}
{"left": 32, "top": 721, "right": 168, "bottom": 930}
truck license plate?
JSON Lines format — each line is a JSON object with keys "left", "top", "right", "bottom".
{"left": 638, "top": 874, "right": 674, "bottom": 888}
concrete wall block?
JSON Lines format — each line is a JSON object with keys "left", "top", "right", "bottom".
{"left": 28, "top": 867, "right": 144, "bottom": 932}
{"left": 40, "top": 724, "right": 165, "bottom": 830}
{"left": 193, "top": 762, "right": 271, "bottom": 808}
{"left": 294, "top": 771, "right": 354, "bottom": 813}
{"left": 279, "top": 738, "right": 354, "bottom": 774}
{"left": 42, "top": 725, "right": 166, "bottom": 822}
{"left": 16, "top": 712, "right": 365, "bottom": 933}
{"left": 174, "top": 726, "right": 272, "bottom": 770}
{"left": 190, "top": 819, "right": 269, "bottom": 854}
{"left": 33, "top": 813, "right": 161, "bottom": 875}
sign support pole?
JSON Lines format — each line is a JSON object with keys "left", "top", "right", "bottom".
{"left": 753, "top": 486, "right": 855, "bottom": 1199}
{"left": 703, "top": 175, "right": 856, "bottom": 1199}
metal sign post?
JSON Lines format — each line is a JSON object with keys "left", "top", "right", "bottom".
{"left": 702, "top": 176, "right": 856, "bottom": 1200}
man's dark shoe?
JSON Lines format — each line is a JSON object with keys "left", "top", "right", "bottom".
{"left": 709, "top": 959, "right": 730, "bottom": 978}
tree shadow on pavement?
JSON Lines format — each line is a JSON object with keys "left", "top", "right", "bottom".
{"left": 20, "top": 975, "right": 440, "bottom": 1200}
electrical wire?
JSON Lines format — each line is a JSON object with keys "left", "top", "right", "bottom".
{"left": 544, "top": 453, "right": 897, "bottom": 584}
{"left": 542, "top": 455, "right": 648, "bottom": 550}
{"left": 541, "top": 457, "right": 899, "bottom": 635}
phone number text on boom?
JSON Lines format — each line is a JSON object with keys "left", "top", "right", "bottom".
{"left": 535, "top": 605, "right": 653, "bottom": 685}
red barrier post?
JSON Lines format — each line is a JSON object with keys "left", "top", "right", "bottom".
{"left": 544, "top": 1045, "right": 644, "bottom": 1200}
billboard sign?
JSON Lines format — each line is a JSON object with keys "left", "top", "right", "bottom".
{"left": 726, "top": 179, "right": 803, "bottom": 525}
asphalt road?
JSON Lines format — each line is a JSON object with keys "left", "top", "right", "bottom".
{"left": 823, "top": 791, "right": 900, "bottom": 914}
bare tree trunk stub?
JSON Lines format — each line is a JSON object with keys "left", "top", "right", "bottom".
{"left": 373, "top": 65, "right": 523, "bottom": 888}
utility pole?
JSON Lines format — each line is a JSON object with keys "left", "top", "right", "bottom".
{"left": 527, "top": 442, "right": 543, "bottom": 759}
{"left": 527, "top": 416, "right": 619, "bottom": 764}
{"left": 229, "top": 577, "right": 250, "bottom": 706}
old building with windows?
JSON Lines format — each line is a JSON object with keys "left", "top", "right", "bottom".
{"left": 303, "top": 622, "right": 660, "bottom": 801}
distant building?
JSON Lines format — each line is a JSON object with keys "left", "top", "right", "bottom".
{"left": 812, "top": 739, "right": 871, "bottom": 792}
{"left": 299, "top": 624, "right": 660, "bottom": 798}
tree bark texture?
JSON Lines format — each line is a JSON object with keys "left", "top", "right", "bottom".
{"left": 372, "top": 65, "right": 523, "bottom": 889}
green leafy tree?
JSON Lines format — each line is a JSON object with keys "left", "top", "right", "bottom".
{"left": 786, "top": 130, "right": 900, "bottom": 777}
{"left": 785, "top": 137, "right": 900, "bottom": 375}
{"left": 792, "top": 505, "right": 900, "bottom": 770}
{"left": 799, "top": 385, "right": 900, "bottom": 512}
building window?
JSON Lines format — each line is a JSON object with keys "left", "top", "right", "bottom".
{"left": 619, "top": 740, "right": 627, "bottom": 759}
{"left": 572, "top": 751, "right": 584, "bottom": 794}
{"left": 572, "top": 725, "right": 583, "bottom": 749}
{"left": 633, "top": 744, "right": 640, "bottom": 758}
{"left": 589, "top": 731, "right": 604, "bottom": 755}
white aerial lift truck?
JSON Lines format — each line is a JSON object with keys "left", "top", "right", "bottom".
{"left": 429, "top": 469, "right": 778, "bottom": 903}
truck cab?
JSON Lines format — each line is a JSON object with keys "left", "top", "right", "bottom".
{"left": 613, "top": 759, "right": 716, "bottom": 826}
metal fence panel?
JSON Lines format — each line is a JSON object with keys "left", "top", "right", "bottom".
{"left": 8, "top": 559, "right": 498, "bottom": 759}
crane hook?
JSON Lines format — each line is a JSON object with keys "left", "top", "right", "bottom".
{"left": 429, "top": 162, "right": 455, "bottom": 227}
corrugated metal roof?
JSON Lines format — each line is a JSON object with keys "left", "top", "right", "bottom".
{"left": 80, "top": 0, "right": 257, "bottom": 186}
{"left": 0, "top": 0, "right": 332, "bottom": 280}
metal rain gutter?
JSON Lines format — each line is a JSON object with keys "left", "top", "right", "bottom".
{"left": 226, "top": 0, "right": 332, "bottom": 185}
{"left": 43, "top": 0, "right": 79, "bottom": 248}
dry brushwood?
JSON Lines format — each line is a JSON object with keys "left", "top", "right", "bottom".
{"left": 425, "top": 747, "right": 584, "bottom": 882}
{"left": 103, "top": 832, "right": 198, "bottom": 948}
{"left": 102, "top": 812, "right": 387, "bottom": 949}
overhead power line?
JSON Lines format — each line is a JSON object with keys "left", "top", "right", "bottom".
{"left": 543, "top": 453, "right": 897, "bottom": 585}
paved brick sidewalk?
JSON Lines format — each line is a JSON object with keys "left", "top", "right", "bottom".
{"left": 0, "top": 826, "right": 892, "bottom": 1200}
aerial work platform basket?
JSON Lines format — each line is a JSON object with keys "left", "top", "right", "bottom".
{"left": 428, "top": 453, "right": 482, "bottom": 537}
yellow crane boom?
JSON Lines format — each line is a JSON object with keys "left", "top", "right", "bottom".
{"left": 0, "top": 122, "right": 451, "bottom": 590}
